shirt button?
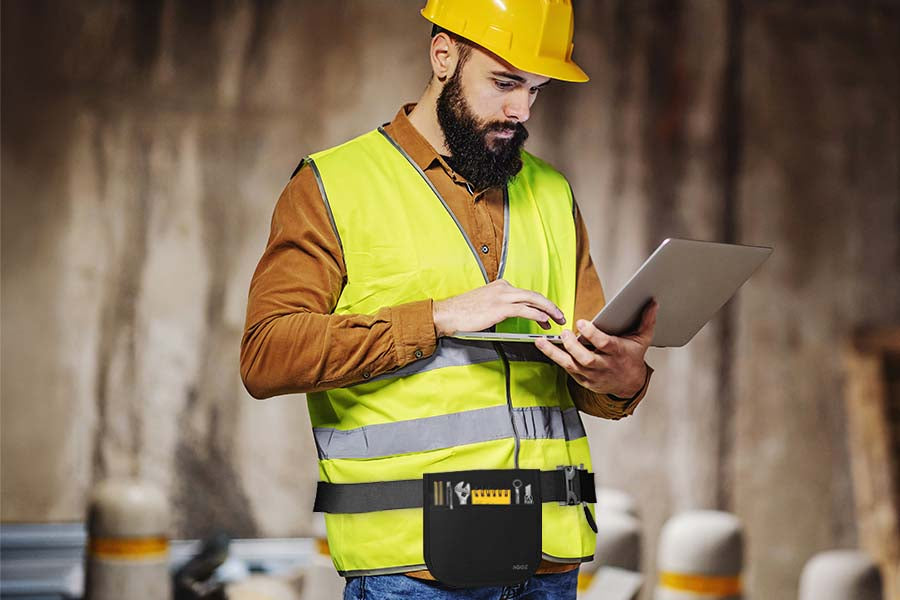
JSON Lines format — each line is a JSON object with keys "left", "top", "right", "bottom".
{"left": 414, "top": 349, "right": 424, "bottom": 359}
{"left": 481, "top": 245, "right": 489, "bottom": 254}
{"left": 362, "top": 371, "right": 371, "bottom": 380}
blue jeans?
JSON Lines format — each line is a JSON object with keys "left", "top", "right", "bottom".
{"left": 343, "top": 569, "right": 579, "bottom": 600}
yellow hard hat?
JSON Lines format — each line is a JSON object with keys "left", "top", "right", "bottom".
{"left": 421, "top": 0, "right": 589, "bottom": 83}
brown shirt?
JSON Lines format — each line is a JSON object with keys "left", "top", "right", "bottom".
{"left": 240, "top": 105, "right": 651, "bottom": 578}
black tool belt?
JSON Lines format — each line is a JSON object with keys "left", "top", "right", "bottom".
{"left": 313, "top": 466, "right": 596, "bottom": 513}
{"left": 314, "top": 466, "right": 597, "bottom": 589}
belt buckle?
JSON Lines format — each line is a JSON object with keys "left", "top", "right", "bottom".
{"left": 557, "top": 464, "right": 584, "bottom": 506}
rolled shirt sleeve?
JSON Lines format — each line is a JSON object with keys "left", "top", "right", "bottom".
{"left": 240, "top": 165, "right": 437, "bottom": 398}
{"left": 568, "top": 203, "right": 652, "bottom": 419}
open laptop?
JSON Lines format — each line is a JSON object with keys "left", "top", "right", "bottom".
{"left": 451, "top": 238, "right": 773, "bottom": 348}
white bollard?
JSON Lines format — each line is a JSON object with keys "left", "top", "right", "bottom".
{"left": 227, "top": 575, "right": 302, "bottom": 600}
{"left": 654, "top": 511, "right": 743, "bottom": 600}
{"left": 300, "top": 513, "right": 346, "bottom": 600}
{"left": 595, "top": 487, "right": 640, "bottom": 518}
{"left": 798, "top": 550, "right": 883, "bottom": 600}
{"left": 581, "top": 511, "right": 644, "bottom": 600}
{"left": 580, "top": 488, "right": 643, "bottom": 599}
{"left": 593, "top": 511, "right": 642, "bottom": 572}
{"left": 84, "top": 479, "right": 171, "bottom": 600}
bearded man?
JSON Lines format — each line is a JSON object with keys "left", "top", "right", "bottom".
{"left": 241, "top": 2, "right": 656, "bottom": 599}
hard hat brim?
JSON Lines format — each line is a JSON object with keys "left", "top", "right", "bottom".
{"left": 511, "top": 55, "right": 589, "bottom": 83}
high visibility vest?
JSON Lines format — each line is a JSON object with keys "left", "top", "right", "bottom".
{"left": 305, "top": 127, "right": 596, "bottom": 576}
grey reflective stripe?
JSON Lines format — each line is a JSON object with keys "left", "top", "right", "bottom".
{"left": 570, "top": 183, "right": 578, "bottom": 221}
{"left": 338, "top": 563, "right": 429, "bottom": 578}
{"left": 315, "top": 405, "right": 513, "bottom": 460}
{"left": 306, "top": 157, "right": 345, "bottom": 261}
{"left": 376, "top": 126, "right": 491, "bottom": 284}
{"left": 512, "top": 406, "right": 586, "bottom": 441}
{"left": 498, "top": 186, "right": 510, "bottom": 279}
{"left": 563, "top": 407, "right": 587, "bottom": 441}
{"left": 356, "top": 338, "right": 552, "bottom": 387}
{"left": 542, "top": 552, "right": 594, "bottom": 564}
{"left": 314, "top": 405, "right": 585, "bottom": 460}
{"left": 360, "top": 338, "right": 498, "bottom": 385}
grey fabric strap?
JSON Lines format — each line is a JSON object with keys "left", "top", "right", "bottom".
{"left": 313, "top": 468, "right": 596, "bottom": 514}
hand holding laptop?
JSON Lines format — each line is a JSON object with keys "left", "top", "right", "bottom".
{"left": 451, "top": 239, "right": 772, "bottom": 347}
{"left": 443, "top": 238, "right": 772, "bottom": 396}
{"left": 535, "top": 299, "right": 658, "bottom": 398}
{"left": 431, "top": 280, "right": 656, "bottom": 398}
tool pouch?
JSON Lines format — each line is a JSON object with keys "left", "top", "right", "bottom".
{"left": 423, "top": 469, "right": 542, "bottom": 588}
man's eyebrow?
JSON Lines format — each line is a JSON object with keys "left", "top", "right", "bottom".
{"left": 491, "top": 71, "right": 551, "bottom": 88}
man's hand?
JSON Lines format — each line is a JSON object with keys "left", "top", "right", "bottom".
{"left": 433, "top": 279, "right": 567, "bottom": 337}
{"left": 535, "top": 300, "right": 658, "bottom": 398}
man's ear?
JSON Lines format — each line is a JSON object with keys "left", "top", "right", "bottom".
{"left": 430, "top": 32, "right": 456, "bottom": 83}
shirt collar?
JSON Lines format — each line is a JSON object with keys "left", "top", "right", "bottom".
{"left": 384, "top": 104, "right": 498, "bottom": 200}
{"left": 385, "top": 104, "right": 444, "bottom": 172}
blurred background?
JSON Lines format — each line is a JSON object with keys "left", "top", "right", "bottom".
{"left": 2, "top": 1, "right": 898, "bottom": 599}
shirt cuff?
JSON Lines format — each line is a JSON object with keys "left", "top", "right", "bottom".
{"left": 569, "top": 363, "right": 653, "bottom": 420}
{"left": 607, "top": 362, "right": 653, "bottom": 404}
{"left": 390, "top": 299, "right": 437, "bottom": 366}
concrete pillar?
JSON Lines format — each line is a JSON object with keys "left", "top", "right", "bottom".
{"left": 85, "top": 479, "right": 171, "bottom": 600}
{"left": 654, "top": 510, "right": 742, "bottom": 600}
{"left": 798, "top": 550, "right": 883, "bottom": 600}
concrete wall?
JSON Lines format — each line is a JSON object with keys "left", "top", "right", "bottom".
{"left": 2, "top": 1, "right": 898, "bottom": 598}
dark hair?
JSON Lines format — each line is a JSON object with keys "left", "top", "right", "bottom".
{"left": 431, "top": 25, "right": 473, "bottom": 69}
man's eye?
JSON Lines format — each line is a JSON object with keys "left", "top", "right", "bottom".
{"left": 494, "top": 80, "right": 516, "bottom": 90}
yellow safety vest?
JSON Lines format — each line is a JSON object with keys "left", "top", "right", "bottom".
{"left": 305, "top": 127, "right": 596, "bottom": 576}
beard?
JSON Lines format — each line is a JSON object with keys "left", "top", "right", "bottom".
{"left": 436, "top": 68, "right": 529, "bottom": 191}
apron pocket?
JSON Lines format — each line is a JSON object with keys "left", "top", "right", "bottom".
{"left": 423, "top": 469, "right": 542, "bottom": 588}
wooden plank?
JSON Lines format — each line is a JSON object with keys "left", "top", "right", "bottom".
{"left": 844, "top": 332, "right": 900, "bottom": 599}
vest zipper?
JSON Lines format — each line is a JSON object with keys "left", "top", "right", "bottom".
{"left": 493, "top": 342, "right": 520, "bottom": 469}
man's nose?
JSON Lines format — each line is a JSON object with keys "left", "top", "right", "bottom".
{"left": 503, "top": 89, "right": 531, "bottom": 123}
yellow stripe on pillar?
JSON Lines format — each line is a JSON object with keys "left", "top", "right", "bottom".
{"left": 659, "top": 571, "right": 742, "bottom": 595}
{"left": 89, "top": 537, "right": 169, "bottom": 560}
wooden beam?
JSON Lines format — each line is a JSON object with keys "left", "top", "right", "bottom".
{"left": 844, "top": 329, "right": 900, "bottom": 599}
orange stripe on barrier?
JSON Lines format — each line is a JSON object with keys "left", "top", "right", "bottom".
{"left": 659, "top": 571, "right": 742, "bottom": 595}
{"left": 316, "top": 537, "right": 331, "bottom": 556}
{"left": 89, "top": 536, "right": 168, "bottom": 560}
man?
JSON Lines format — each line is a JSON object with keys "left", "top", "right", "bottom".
{"left": 241, "top": 1, "right": 656, "bottom": 598}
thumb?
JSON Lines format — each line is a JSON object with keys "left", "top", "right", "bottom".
{"left": 630, "top": 299, "right": 658, "bottom": 346}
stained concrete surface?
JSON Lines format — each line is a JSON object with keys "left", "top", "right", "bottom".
{"left": 2, "top": 2, "right": 899, "bottom": 599}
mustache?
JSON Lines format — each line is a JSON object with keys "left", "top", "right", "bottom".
{"left": 485, "top": 121, "right": 528, "bottom": 136}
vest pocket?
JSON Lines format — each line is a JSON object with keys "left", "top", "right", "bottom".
{"left": 423, "top": 469, "right": 542, "bottom": 588}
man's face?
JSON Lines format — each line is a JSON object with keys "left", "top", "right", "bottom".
{"left": 436, "top": 43, "right": 550, "bottom": 191}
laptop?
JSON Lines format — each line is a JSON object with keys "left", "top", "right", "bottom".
{"left": 451, "top": 238, "right": 773, "bottom": 348}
